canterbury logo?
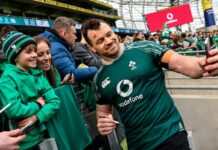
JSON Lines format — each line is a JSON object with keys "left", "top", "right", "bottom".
{"left": 116, "top": 80, "right": 133, "bottom": 97}
{"left": 102, "top": 77, "right": 111, "bottom": 88}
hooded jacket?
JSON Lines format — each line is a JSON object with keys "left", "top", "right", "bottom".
{"left": 0, "top": 64, "right": 60, "bottom": 150}
{"left": 40, "top": 29, "right": 97, "bottom": 81}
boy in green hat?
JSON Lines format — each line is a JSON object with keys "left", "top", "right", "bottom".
{"left": 0, "top": 31, "right": 60, "bottom": 150}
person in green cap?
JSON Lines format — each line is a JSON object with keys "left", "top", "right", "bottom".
{"left": 0, "top": 31, "right": 60, "bottom": 150}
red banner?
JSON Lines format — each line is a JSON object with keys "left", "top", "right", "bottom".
{"left": 145, "top": 4, "right": 193, "bottom": 32}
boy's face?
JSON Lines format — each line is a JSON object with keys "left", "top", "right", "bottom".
{"left": 15, "top": 44, "right": 37, "bottom": 71}
{"left": 88, "top": 22, "right": 120, "bottom": 61}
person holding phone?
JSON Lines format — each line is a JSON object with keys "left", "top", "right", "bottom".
{"left": 0, "top": 129, "right": 26, "bottom": 150}
{"left": 81, "top": 18, "right": 218, "bottom": 150}
{"left": 0, "top": 31, "right": 60, "bottom": 149}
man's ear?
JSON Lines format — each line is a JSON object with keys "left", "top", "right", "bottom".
{"left": 63, "top": 30, "right": 68, "bottom": 37}
{"left": 59, "top": 29, "right": 67, "bottom": 38}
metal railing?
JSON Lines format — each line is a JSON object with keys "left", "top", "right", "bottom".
{"left": 177, "top": 50, "right": 206, "bottom": 57}
{"left": 166, "top": 85, "right": 218, "bottom": 90}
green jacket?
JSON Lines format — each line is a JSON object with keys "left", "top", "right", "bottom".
{"left": 0, "top": 50, "right": 6, "bottom": 74}
{"left": 0, "top": 60, "right": 6, "bottom": 73}
{"left": 0, "top": 64, "right": 60, "bottom": 150}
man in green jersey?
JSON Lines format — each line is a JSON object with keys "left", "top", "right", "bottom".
{"left": 81, "top": 19, "right": 218, "bottom": 150}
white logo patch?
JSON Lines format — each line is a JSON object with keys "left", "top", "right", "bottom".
{"left": 11, "top": 44, "right": 16, "bottom": 50}
{"left": 129, "top": 61, "right": 137, "bottom": 70}
{"left": 102, "top": 77, "right": 111, "bottom": 88}
{"left": 116, "top": 80, "right": 133, "bottom": 97}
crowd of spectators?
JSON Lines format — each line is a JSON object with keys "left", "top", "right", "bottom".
{"left": 120, "top": 29, "right": 218, "bottom": 56}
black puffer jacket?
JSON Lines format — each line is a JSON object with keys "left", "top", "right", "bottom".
{"left": 71, "top": 42, "right": 102, "bottom": 69}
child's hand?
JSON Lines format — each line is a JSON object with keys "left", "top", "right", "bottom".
{"left": 36, "top": 97, "right": 45, "bottom": 107}
{"left": 18, "top": 115, "right": 37, "bottom": 128}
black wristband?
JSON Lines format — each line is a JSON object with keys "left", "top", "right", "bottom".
{"left": 36, "top": 101, "right": 42, "bottom": 109}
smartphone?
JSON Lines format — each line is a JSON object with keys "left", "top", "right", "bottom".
{"left": 70, "top": 70, "right": 73, "bottom": 78}
{"left": 70, "top": 70, "right": 74, "bottom": 81}
{"left": 20, "top": 120, "right": 34, "bottom": 135}
{"left": 205, "top": 36, "right": 211, "bottom": 58}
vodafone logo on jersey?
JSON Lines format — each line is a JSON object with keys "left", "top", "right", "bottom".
{"left": 116, "top": 80, "right": 133, "bottom": 97}
{"left": 145, "top": 4, "right": 193, "bottom": 32}
{"left": 117, "top": 79, "right": 144, "bottom": 108}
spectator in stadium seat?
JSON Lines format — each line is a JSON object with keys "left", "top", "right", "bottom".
{"left": 0, "top": 31, "right": 60, "bottom": 149}
{"left": 133, "top": 32, "right": 144, "bottom": 42}
{"left": 81, "top": 18, "right": 218, "bottom": 150}
{"left": 180, "top": 32, "right": 197, "bottom": 51}
{"left": 40, "top": 17, "right": 97, "bottom": 81}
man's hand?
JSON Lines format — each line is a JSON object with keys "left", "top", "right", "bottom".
{"left": 97, "top": 114, "right": 116, "bottom": 135}
{"left": 0, "top": 129, "right": 26, "bottom": 150}
{"left": 201, "top": 49, "right": 218, "bottom": 76}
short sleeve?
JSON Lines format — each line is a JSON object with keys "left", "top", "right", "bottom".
{"left": 125, "top": 41, "right": 172, "bottom": 66}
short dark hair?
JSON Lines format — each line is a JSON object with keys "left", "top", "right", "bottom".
{"left": 81, "top": 18, "right": 109, "bottom": 46}
{"left": 54, "top": 17, "right": 76, "bottom": 33}
{"left": 181, "top": 33, "right": 187, "bottom": 38}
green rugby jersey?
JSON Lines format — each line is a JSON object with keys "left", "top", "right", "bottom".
{"left": 212, "top": 35, "right": 218, "bottom": 46}
{"left": 94, "top": 41, "right": 185, "bottom": 150}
